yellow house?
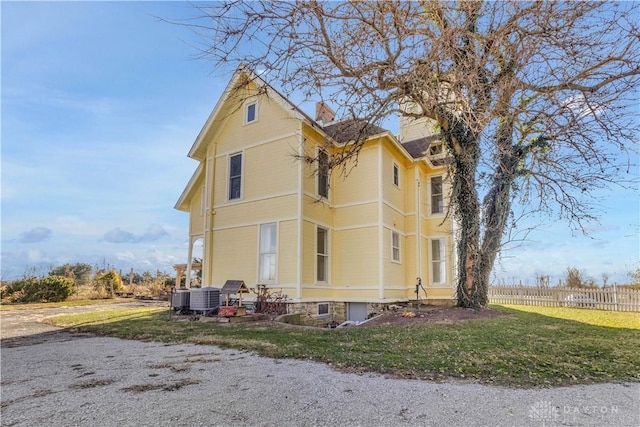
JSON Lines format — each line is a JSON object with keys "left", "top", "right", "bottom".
{"left": 175, "top": 68, "right": 455, "bottom": 322}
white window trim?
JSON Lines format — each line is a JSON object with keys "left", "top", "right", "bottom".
{"left": 257, "top": 222, "right": 278, "bottom": 285}
{"left": 393, "top": 163, "right": 400, "bottom": 188}
{"left": 391, "top": 230, "right": 401, "bottom": 263}
{"left": 243, "top": 99, "right": 258, "bottom": 125}
{"left": 429, "top": 237, "right": 447, "bottom": 286}
{"left": 428, "top": 175, "right": 445, "bottom": 217}
{"left": 316, "top": 225, "right": 329, "bottom": 284}
{"left": 316, "top": 148, "right": 330, "bottom": 200}
{"left": 227, "top": 151, "right": 244, "bottom": 202}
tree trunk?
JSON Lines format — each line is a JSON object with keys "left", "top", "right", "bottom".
{"left": 447, "top": 122, "right": 485, "bottom": 309}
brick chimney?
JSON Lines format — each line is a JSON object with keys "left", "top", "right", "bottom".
{"left": 315, "top": 101, "right": 336, "bottom": 124}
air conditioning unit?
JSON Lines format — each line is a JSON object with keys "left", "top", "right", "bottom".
{"left": 190, "top": 287, "right": 221, "bottom": 312}
{"left": 171, "top": 289, "right": 191, "bottom": 310}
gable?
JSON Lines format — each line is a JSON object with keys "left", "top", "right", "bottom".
{"left": 188, "top": 67, "right": 315, "bottom": 161}
{"left": 175, "top": 163, "right": 204, "bottom": 212}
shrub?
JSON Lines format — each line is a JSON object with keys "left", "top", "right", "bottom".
{"left": 1, "top": 276, "right": 75, "bottom": 303}
{"left": 37, "top": 276, "right": 76, "bottom": 302}
{"left": 94, "top": 270, "right": 125, "bottom": 297}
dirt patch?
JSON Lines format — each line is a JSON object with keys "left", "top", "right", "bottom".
{"left": 120, "top": 378, "right": 200, "bottom": 393}
{"left": 361, "top": 306, "right": 509, "bottom": 327}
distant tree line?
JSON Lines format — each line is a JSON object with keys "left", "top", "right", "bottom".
{"left": 0, "top": 262, "right": 176, "bottom": 303}
{"left": 496, "top": 265, "right": 640, "bottom": 290}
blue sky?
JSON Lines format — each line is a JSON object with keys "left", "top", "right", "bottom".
{"left": 1, "top": 2, "right": 638, "bottom": 284}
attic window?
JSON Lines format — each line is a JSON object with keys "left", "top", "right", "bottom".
{"left": 428, "top": 140, "right": 444, "bottom": 157}
{"left": 245, "top": 101, "right": 257, "bottom": 124}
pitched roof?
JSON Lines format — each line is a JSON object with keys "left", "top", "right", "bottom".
{"left": 188, "top": 66, "right": 317, "bottom": 161}
{"left": 322, "top": 119, "right": 388, "bottom": 144}
{"left": 221, "top": 280, "right": 250, "bottom": 295}
{"left": 401, "top": 135, "right": 440, "bottom": 159}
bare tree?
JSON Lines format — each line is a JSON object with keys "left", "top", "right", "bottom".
{"left": 180, "top": 1, "right": 639, "bottom": 309}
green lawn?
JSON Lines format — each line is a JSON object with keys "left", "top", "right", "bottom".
{"left": 45, "top": 304, "right": 640, "bottom": 388}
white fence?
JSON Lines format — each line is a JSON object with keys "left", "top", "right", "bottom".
{"left": 488, "top": 285, "right": 640, "bottom": 312}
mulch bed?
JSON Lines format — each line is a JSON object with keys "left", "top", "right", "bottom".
{"left": 361, "top": 305, "right": 509, "bottom": 327}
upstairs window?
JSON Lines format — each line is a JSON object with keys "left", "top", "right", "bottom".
{"left": 317, "top": 226, "right": 329, "bottom": 283}
{"left": 245, "top": 101, "right": 257, "bottom": 124}
{"left": 393, "top": 163, "right": 399, "bottom": 187}
{"left": 430, "top": 176, "right": 444, "bottom": 215}
{"left": 318, "top": 149, "right": 329, "bottom": 199}
{"left": 391, "top": 231, "right": 401, "bottom": 262}
{"left": 228, "top": 153, "right": 243, "bottom": 201}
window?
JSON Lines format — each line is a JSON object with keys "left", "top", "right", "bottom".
{"left": 259, "top": 223, "right": 277, "bottom": 283}
{"left": 391, "top": 231, "right": 400, "bottom": 262}
{"left": 245, "top": 101, "right": 257, "bottom": 124}
{"left": 316, "top": 227, "right": 328, "bottom": 283}
{"left": 318, "top": 303, "right": 329, "bottom": 317}
{"left": 393, "top": 163, "right": 399, "bottom": 187}
{"left": 228, "top": 153, "right": 242, "bottom": 200}
{"left": 430, "top": 238, "right": 446, "bottom": 284}
{"left": 429, "top": 140, "right": 444, "bottom": 157}
{"left": 430, "top": 176, "right": 444, "bottom": 214}
{"left": 318, "top": 149, "right": 329, "bottom": 199}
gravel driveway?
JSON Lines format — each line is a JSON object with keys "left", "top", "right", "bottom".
{"left": 1, "top": 304, "right": 638, "bottom": 427}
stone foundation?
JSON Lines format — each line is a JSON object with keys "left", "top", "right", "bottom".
{"left": 285, "top": 301, "right": 455, "bottom": 324}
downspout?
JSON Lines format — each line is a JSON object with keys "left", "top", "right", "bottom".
{"left": 296, "top": 121, "right": 304, "bottom": 300}
{"left": 415, "top": 167, "right": 422, "bottom": 293}
{"left": 203, "top": 143, "right": 217, "bottom": 286}
{"left": 378, "top": 142, "right": 384, "bottom": 300}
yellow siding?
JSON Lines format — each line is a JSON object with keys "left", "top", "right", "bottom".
{"left": 214, "top": 88, "right": 299, "bottom": 156}
{"left": 332, "top": 144, "right": 378, "bottom": 205}
{"left": 384, "top": 228, "right": 407, "bottom": 286}
{"left": 277, "top": 220, "right": 298, "bottom": 284}
{"left": 333, "top": 203, "right": 377, "bottom": 230}
{"left": 213, "top": 195, "right": 298, "bottom": 228}
{"left": 302, "top": 194, "right": 333, "bottom": 226}
{"left": 301, "top": 287, "right": 333, "bottom": 300}
{"left": 188, "top": 186, "right": 205, "bottom": 236}
{"left": 426, "top": 287, "right": 455, "bottom": 300}
{"left": 331, "top": 288, "right": 380, "bottom": 301}
{"left": 385, "top": 288, "right": 410, "bottom": 300}
{"left": 243, "top": 136, "right": 299, "bottom": 199}
{"left": 381, "top": 146, "right": 405, "bottom": 212}
{"left": 383, "top": 204, "right": 406, "bottom": 231}
{"left": 301, "top": 220, "right": 316, "bottom": 285}
{"left": 301, "top": 129, "right": 326, "bottom": 196}
{"left": 333, "top": 227, "right": 379, "bottom": 286}
{"left": 212, "top": 144, "right": 299, "bottom": 207}
{"left": 211, "top": 226, "right": 258, "bottom": 287}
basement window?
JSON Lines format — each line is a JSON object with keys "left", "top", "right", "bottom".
{"left": 318, "top": 303, "right": 329, "bottom": 317}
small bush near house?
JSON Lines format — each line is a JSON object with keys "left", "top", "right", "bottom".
{"left": 1, "top": 276, "right": 75, "bottom": 303}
